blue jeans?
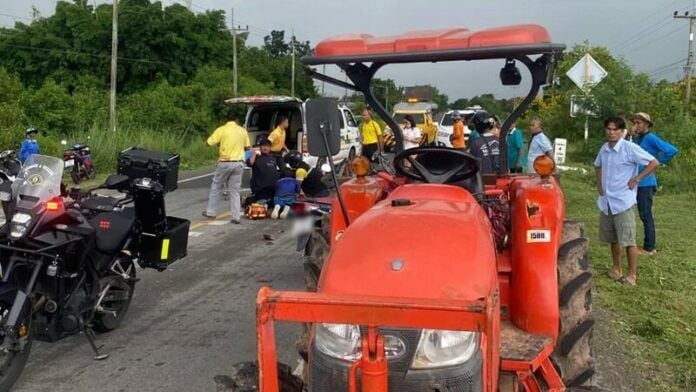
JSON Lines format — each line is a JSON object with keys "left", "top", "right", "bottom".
{"left": 637, "top": 186, "right": 656, "bottom": 251}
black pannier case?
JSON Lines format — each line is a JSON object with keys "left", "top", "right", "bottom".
{"left": 117, "top": 147, "right": 180, "bottom": 192}
{"left": 137, "top": 217, "right": 190, "bottom": 271}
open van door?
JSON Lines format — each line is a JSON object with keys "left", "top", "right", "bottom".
{"left": 225, "top": 96, "right": 304, "bottom": 151}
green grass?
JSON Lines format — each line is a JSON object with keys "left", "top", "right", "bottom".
{"left": 562, "top": 168, "right": 696, "bottom": 391}
{"left": 40, "top": 125, "right": 217, "bottom": 179}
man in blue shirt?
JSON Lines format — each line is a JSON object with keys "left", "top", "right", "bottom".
{"left": 630, "top": 112, "right": 678, "bottom": 256}
{"left": 527, "top": 118, "right": 552, "bottom": 173}
{"left": 19, "top": 128, "right": 40, "bottom": 163}
{"left": 595, "top": 116, "right": 659, "bottom": 286}
{"left": 506, "top": 122, "right": 525, "bottom": 173}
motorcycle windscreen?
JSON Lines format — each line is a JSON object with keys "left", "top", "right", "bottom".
{"left": 14, "top": 155, "right": 64, "bottom": 203}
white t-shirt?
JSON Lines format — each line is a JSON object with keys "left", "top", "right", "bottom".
{"left": 403, "top": 126, "right": 422, "bottom": 150}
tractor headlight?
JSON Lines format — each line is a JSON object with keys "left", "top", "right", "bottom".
{"left": 411, "top": 330, "right": 479, "bottom": 369}
{"left": 10, "top": 213, "right": 32, "bottom": 238}
{"left": 314, "top": 324, "right": 408, "bottom": 362}
{"left": 315, "top": 323, "right": 361, "bottom": 361}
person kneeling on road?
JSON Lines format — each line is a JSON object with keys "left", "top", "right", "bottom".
{"left": 284, "top": 151, "right": 330, "bottom": 198}
{"left": 244, "top": 137, "right": 280, "bottom": 207}
{"left": 271, "top": 174, "right": 300, "bottom": 220}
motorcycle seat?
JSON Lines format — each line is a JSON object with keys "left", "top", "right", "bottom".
{"left": 81, "top": 196, "right": 120, "bottom": 212}
{"left": 91, "top": 207, "right": 136, "bottom": 254}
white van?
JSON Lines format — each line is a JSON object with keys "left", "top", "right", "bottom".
{"left": 225, "top": 96, "right": 361, "bottom": 169}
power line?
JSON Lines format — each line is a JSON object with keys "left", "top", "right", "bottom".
{"left": 622, "top": 25, "right": 685, "bottom": 55}
{"left": 613, "top": 18, "right": 674, "bottom": 52}
{"left": 0, "top": 36, "right": 169, "bottom": 65}
{"left": 647, "top": 58, "right": 688, "bottom": 75}
{"left": 607, "top": 0, "right": 685, "bottom": 49}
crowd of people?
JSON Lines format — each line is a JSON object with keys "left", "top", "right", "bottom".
{"left": 203, "top": 109, "right": 329, "bottom": 224}
{"left": 204, "top": 107, "right": 678, "bottom": 287}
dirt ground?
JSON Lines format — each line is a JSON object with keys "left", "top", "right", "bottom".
{"left": 593, "top": 305, "right": 645, "bottom": 391}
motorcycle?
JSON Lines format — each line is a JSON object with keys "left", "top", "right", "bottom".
{"left": 0, "top": 150, "right": 21, "bottom": 222}
{"left": 0, "top": 154, "right": 187, "bottom": 391}
{"left": 62, "top": 139, "right": 96, "bottom": 184}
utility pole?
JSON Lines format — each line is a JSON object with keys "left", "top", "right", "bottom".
{"left": 109, "top": 0, "right": 118, "bottom": 132}
{"left": 675, "top": 9, "right": 696, "bottom": 112}
{"left": 231, "top": 8, "right": 248, "bottom": 97}
{"left": 583, "top": 43, "right": 590, "bottom": 141}
{"left": 291, "top": 29, "right": 296, "bottom": 97}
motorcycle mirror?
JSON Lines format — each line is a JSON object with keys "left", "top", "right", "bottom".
{"left": 60, "top": 140, "right": 68, "bottom": 146}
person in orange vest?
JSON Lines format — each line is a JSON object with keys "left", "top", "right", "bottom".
{"left": 450, "top": 112, "right": 466, "bottom": 149}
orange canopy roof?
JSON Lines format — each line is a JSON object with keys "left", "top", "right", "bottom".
{"left": 304, "top": 24, "right": 563, "bottom": 64}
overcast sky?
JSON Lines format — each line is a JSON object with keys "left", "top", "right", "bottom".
{"left": 1, "top": 0, "right": 693, "bottom": 100}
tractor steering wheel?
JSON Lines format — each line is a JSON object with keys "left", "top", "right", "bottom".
{"left": 394, "top": 147, "right": 480, "bottom": 184}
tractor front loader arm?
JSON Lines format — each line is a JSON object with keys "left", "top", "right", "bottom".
{"left": 255, "top": 287, "right": 494, "bottom": 392}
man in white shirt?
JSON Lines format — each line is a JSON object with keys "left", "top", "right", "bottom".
{"left": 595, "top": 116, "right": 658, "bottom": 286}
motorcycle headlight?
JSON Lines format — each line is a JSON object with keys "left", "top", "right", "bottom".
{"left": 11, "top": 213, "right": 31, "bottom": 225}
{"left": 411, "top": 330, "right": 479, "bottom": 369}
{"left": 10, "top": 213, "right": 32, "bottom": 238}
{"left": 314, "top": 324, "right": 408, "bottom": 362}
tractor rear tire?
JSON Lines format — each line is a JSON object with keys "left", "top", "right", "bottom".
{"left": 553, "top": 220, "right": 595, "bottom": 388}
{"left": 297, "top": 215, "right": 331, "bottom": 366}
{"left": 304, "top": 214, "right": 331, "bottom": 292}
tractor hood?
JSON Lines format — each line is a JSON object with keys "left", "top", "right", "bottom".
{"left": 319, "top": 184, "right": 497, "bottom": 301}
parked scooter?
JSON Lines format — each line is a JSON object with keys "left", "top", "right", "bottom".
{"left": 0, "top": 150, "right": 21, "bottom": 221}
{"left": 62, "top": 138, "right": 96, "bottom": 184}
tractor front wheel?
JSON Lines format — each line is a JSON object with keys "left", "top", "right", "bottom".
{"left": 553, "top": 220, "right": 595, "bottom": 388}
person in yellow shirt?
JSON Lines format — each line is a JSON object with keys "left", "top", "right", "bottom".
{"left": 268, "top": 115, "right": 289, "bottom": 157}
{"left": 203, "top": 109, "right": 250, "bottom": 224}
{"left": 360, "top": 108, "right": 383, "bottom": 160}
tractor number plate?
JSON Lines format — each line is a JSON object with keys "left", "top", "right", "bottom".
{"left": 526, "top": 229, "right": 551, "bottom": 243}
{"left": 292, "top": 217, "right": 315, "bottom": 237}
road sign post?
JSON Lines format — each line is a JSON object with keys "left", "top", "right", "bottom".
{"left": 566, "top": 53, "right": 607, "bottom": 140}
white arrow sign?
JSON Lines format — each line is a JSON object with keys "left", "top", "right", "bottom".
{"left": 566, "top": 54, "right": 607, "bottom": 91}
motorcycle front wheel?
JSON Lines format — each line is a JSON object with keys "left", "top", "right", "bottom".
{"left": 0, "top": 300, "right": 34, "bottom": 392}
{"left": 93, "top": 256, "right": 136, "bottom": 332}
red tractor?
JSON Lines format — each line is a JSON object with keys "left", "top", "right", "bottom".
{"left": 241, "top": 24, "right": 594, "bottom": 392}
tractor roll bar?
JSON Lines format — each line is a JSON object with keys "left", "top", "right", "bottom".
{"left": 303, "top": 47, "right": 562, "bottom": 172}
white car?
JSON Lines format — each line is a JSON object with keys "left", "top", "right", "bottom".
{"left": 225, "top": 96, "right": 361, "bottom": 170}
{"left": 435, "top": 107, "right": 482, "bottom": 147}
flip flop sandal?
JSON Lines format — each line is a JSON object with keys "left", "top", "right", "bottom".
{"left": 604, "top": 271, "right": 622, "bottom": 281}
{"left": 617, "top": 276, "right": 637, "bottom": 286}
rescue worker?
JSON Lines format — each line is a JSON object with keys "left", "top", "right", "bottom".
{"left": 285, "top": 151, "right": 330, "bottom": 198}
{"left": 203, "top": 109, "right": 250, "bottom": 224}
{"left": 19, "top": 128, "right": 40, "bottom": 163}
{"left": 245, "top": 137, "right": 280, "bottom": 206}
{"left": 360, "top": 108, "right": 383, "bottom": 160}
{"left": 450, "top": 112, "right": 466, "bottom": 149}
{"left": 468, "top": 112, "right": 500, "bottom": 175}
{"left": 268, "top": 115, "right": 290, "bottom": 158}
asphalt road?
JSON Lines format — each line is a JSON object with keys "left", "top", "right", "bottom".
{"left": 12, "top": 167, "right": 305, "bottom": 392}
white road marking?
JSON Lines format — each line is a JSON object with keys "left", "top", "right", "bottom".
{"left": 188, "top": 231, "right": 203, "bottom": 237}
{"left": 208, "top": 220, "right": 229, "bottom": 226}
{"left": 177, "top": 167, "right": 250, "bottom": 184}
